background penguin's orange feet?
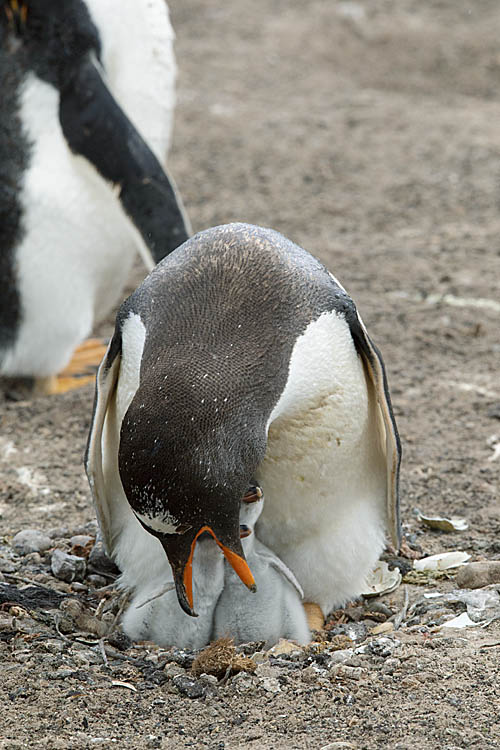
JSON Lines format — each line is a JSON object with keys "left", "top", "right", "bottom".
{"left": 303, "top": 602, "right": 325, "bottom": 633}
{"left": 35, "top": 338, "right": 108, "bottom": 395}
{"left": 58, "top": 338, "right": 108, "bottom": 376}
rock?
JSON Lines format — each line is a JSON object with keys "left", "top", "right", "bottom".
{"left": 172, "top": 674, "right": 205, "bottom": 699}
{"left": 330, "top": 665, "right": 365, "bottom": 681}
{"left": 51, "top": 549, "right": 86, "bottom": 583}
{"left": 320, "top": 742, "right": 358, "bottom": 750}
{"left": 269, "top": 638, "right": 305, "bottom": 657}
{"left": 364, "top": 637, "right": 400, "bottom": 658}
{"left": 12, "top": 530, "right": 52, "bottom": 555}
{"left": 456, "top": 561, "right": 500, "bottom": 589}
{"left": 327, "top": 649, "right": 354, "bottom": 665}
{"left": 301, "top": 665, "right": 325, "bottom": 683}
{"left": 197, "top": 673, "right": 218, "bottom": 686}
{"left": 164, "top": 663, "right": 186, "bottom": 679}
{"left": 107, "top": 630, "right": 133, "bottom": 652}
{"left": 47, "top": 526, "right": 70, "bottom": 540}
{"left": 88, "top": 537, "right": 120, "bottom": 577}
{"left": 69, "top": 534, "right": 93, "bottom": 548}
{"left": 232, "top": 671, "right": 256, "bottom": 692}
{"left": 169, "top": 648, "right": 196, "bottom": 668}
{"left": 0, "top": 558, "right": 17, "bottom": 573}
{"left": 370, "top": 621, "right": 394, "bottom": 635}
{"left": 259, "top": 676, "right": 281, "bottom": 693}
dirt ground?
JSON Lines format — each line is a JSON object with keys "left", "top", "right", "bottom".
{"left": 1, "top": 0, "right": 500, "bottom": 747}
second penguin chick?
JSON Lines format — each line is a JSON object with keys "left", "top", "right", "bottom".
{"left": 212, "top": 491, "right": 310, "bottom": 647}
{"left": 122, "top": 532, "right": 224, "bottom": 650}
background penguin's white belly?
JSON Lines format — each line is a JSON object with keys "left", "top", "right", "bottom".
{"left": 2, "top": 0, "right": 176, "bottom": 377}
{"left": 2, "top": 76, "right": 138, "bottom": 376}
{"left": 256, "top": 311, "right": 387, "bottom": 615}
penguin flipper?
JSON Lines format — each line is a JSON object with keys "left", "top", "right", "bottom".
{"left": 254, "top": 539, "right": 304, "bottom": 599}
{"left": 347, "top": 313, "right": 401, "bottom": 552}
{"left": 84, "top": 333, "right": 122, "bottom": 554}
{"left": 59, "top": 58, "right": 191, "bottom": 267}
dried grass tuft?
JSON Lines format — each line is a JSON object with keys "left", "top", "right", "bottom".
{"left": 191, "top": 636, "right": 256, "bottom": 679}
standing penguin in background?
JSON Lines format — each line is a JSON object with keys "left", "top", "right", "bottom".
{"left": 0, "top": 0, "right": 190, "bottom": 394}
{"left": 213, "top": 488, "right": 310, "bottom": 647}
{"left": 86, "top": 223, "right": 401, "bottom": 635}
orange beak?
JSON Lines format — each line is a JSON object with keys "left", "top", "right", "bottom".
{"left": 182, "top": 525, "right": 256, "bottom": 614}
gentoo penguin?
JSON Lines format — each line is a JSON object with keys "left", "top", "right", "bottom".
{"left": 0, "top": 0, "right": 190, "bottom": 393}
{"left": 122, "top": 530, "right": 225, "bottom": 650}
{"left": 213, "top": 489, "right": 310, "bottom": 647}
{"left": 85, "top": 223, "right": 401, "bottom": 629}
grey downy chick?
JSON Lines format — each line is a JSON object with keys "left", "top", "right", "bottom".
{"left": 121, "top": 532, "right": 224, "bottom": 650}
{"left": 212, "top": 489, "right": 310, "bottom": 647}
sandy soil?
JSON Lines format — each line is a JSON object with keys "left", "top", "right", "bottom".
{"left": 1, "top": 0, "right": 500, "bottom": 747}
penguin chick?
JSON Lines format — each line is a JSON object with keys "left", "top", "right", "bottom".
{"left": 212, "top": 493, "right": 310, "bottom": 647}
{"left": 122, "top": 532, "right": 225, "bottom": 650}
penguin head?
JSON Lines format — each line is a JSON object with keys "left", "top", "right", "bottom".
{"left": 118, "top": 422, "right": 260, "bottom": 617}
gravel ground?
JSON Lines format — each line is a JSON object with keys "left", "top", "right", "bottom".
{"left": 1, "top": 0, "right": 500, "bottom": 748}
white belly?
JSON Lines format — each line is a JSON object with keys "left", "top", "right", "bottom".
{"left": 256, "top": 311, "right": 388, "bottom": 614}
{"left": 2, "top": 0, "right": 175, "bottom": 377}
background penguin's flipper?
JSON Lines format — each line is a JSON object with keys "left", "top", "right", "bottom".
{"left": 84, "top": 332, "right": 122, "bottom": 554}
{"left": 59, "top": 58, "right": 191, "bottom": 267}
{"left": 348, "top": 314, "right": 402, "bottom": 551}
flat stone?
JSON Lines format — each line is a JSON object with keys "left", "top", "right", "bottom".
{"left": 258, "top": 676, "right": 281, "bottom": 693}
{"left": 12, "top": 530, "right": 52, "bottom": 555}
{"left": 51, "top": 549, "right": 86, "bottom": 583}
{"left": 172, "top": 674, "right": 205, "bottom": 699}
{"left": 456, "top": 561, "right": 500, "bottom": 589}
{"left": 0, "top": 558, "right": 18, "bottom": 573}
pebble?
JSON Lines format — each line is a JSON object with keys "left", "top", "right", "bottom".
{"left": 172, "top": 674, "right": 205, "bottom": 699}
{"left": 47, "top": 527, "right": 70, "bottom": 540}
{"left": 12, "top": 529, "right": 52, "bottom": 555}
{"left": 363, "top": 637, "right": 400, "bottom": 658}
{"left": 259, "top": 676, "right": 281, "bottom": 693}
{"left": 88, "top": 538, "right": 120, "bottom": 577}
{"left": 327, "top": 649, "right": 354, "bottom": 665}
{"left": 164, "top": 663, "right": 186, "bottom": 679}
{"left": 456, "top": 561, "right": 500, "bottom": 589}
{"left": 269, "top": 638, "right": 305, "bottom": 658}
{"left": 107, "top": 630, "right": 133, "bottom": 652}
{"left": 0, "top": 557, "right": 18, "bottom": 573}
{"left": 51, "top": 549, "right": 86, "bottom": 582}
{"left": 232, "top": 671, "right": 256, "bottom": 692}
{"left": 69, "top": 535, "right": 94, "bottom": 548}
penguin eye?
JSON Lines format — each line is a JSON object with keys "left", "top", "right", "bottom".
{"left": 239, "top": 524, "right": 252, "bottom": 539}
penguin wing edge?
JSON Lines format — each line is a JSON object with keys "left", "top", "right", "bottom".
{"left": 349, "top": 314, "right": 402, "bottom": 551}
{"left": 254, "top": 541, "right": 304, "bottom": 599}
{"left": 84, "top": 334, "right": 122, "bottom": 554}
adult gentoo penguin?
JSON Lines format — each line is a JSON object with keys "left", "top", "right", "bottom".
{"left": 0, "top": 0, "right": 190, "bottom": 393}
{"left": 85, "top": 223, "right": 401, "bottom": 632}
{"left": 213, "top": 490, "right": 310, "bottom": 647}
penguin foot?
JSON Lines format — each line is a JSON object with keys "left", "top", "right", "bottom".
{"left": 303, "top": 602, "right": 325, "bottom": 633}
{"left": 59, "top": 338, "right": 108, "bottom": 376}
{"left": 34, "top": 338, "right": 109, "bottom": 395}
